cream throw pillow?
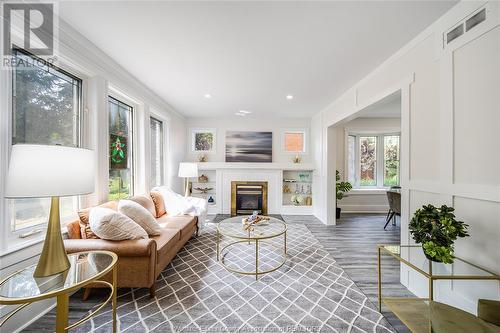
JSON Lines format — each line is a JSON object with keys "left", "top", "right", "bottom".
{"left": 89, "top": 207, "right": 148, "bottom": 240}
{"left": 118, "top": 200, "right": 162, "bottom": 236}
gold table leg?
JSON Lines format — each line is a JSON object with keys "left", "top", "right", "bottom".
{"left": 284, "top": 230, "right": 287, "bottom": 254}
{"left": 255, "top": 239, "right": 259, "bottom": 281}
{"left": 216, "top": 229, "right": 220, "bottom": 261}
{"left": 378, "top": 247, "right": 382, "bottom": 312}
{"left": 112, "top": 266, "right": 117, "bottom": 333}
{"left": 56, "top": 293, "right": 69, "bottom": 333}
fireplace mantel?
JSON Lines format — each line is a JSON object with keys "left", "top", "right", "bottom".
{"left": 198, "top": 162, "right": 314, "bottom": 170}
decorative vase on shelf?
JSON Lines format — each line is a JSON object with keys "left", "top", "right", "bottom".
{"left": 208, "top": 196, "right": 214, "bottom": 204}
{"left": 291, "top": 195, "right": 303, "bottom": 206}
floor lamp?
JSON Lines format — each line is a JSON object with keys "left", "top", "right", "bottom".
{"left": 5, "top": 144, "right": 95, "bottom": 277}
{"left": 178, "top": 162, "right": 198, "bottom": 197}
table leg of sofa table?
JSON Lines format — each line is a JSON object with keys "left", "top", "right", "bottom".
{"left": 255, "top": 239, "right": 259, "bottom": 281}
{"left": 112, "top": 266, "right": 117, "bottom": 332}
{"left": 216, "top": 229, "right": 220, "bottom": 261}
{"left": 56, "top": 293, "right": 69, "bottom": 333}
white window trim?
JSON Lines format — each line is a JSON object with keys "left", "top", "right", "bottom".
{"left": 281, "top": 128, "right": 308, "bottom": 155}
{"left": 190, "top": 128, "right": 217, "bottom": 154}
{"left": 149, "top": 110, "right": 169, "bottom": 189}
{"left": 345, "top": 129, "right": 400, "bottom": 189}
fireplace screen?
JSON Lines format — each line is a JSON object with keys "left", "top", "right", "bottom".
{"left": 231, "top": 181, "right": 268, "bottom": 216}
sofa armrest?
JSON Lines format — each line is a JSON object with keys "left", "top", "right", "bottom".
{"left": 64, "top": 238, "right": 157, "bottom": 257}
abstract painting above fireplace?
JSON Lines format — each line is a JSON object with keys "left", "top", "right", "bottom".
{"left": 231, "top": 181, "right": 268, "bottom": 216}
{"left": 225, "top": 131, "right": 272, "bottom": 162}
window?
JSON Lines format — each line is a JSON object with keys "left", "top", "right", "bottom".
{"left": 11, "top": 48, "right": 82, "bottom": 231}
{"left": 283, "top": 130, "right": 306, "bottom": 153}
{"left": 108, "top": 96, "right": 134, "bottom": 200}
{"left": 359, "top": 136, "right": 377, "bottom": 186}
{"left": 347, "top": 135, "right": 356, "bottom": 185}
{"left": 347, "top": 133, "right": 400, "bottom": 188}
{"left": 150, "top": 117, "right": 164, "bottom": 188}
{"left": 384, "top": 135, "right": 400, "bottom": 186}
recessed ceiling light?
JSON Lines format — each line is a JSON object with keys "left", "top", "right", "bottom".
{"left": 239, "top": 110, "right": 251, "bottom": 114}
{"left": 204, "top": 94, "right": 212, "bottom": 99}
{"left": 235, "top": 112, "right": 245, "bottom": 116}
{"left": 286, "top": 95, "right": 294, "bottom": 100}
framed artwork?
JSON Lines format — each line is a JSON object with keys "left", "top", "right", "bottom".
{"left": 191, "top": 128, "right": 216, "bottom": 153}
{"left": 282, "top": 129, "right": 307, "bottom": 154}
{"left": 225, "top": 131, "right": 273, "bottom": 162}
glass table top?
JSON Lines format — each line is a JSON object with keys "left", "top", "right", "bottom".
{"left": 380, "top": 245, "right": 499, "bottom": 278}
{"left": 218, "top": 216, "right": 287, "bottom": 239}
{"left": 0, "top": 251, "right": 116, "bottom": 300}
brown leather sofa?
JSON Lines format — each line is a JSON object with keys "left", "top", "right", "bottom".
{"left": 64, "top": 193, "right": 198, "bottom": 297}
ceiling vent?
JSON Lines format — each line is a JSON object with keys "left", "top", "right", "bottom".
{"left": 444, "top": 6, "right": 487, "bottom": 47}
{"left": 466, "top": 8, "right": 486, "bottom": 32}
{"left": 446, "top": 24, "right": 464, "bottom": 44}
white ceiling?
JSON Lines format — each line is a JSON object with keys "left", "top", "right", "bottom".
{"left": 59, "top": 1, "right": 456, "bottom": 118}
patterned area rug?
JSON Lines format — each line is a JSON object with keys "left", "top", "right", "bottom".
{"left": 72, "top": 223, "right": 395, "bottom": 333}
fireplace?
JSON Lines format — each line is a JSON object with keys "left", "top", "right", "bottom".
{"left": 231, "top": 181, "right": 268, "bottom": 216}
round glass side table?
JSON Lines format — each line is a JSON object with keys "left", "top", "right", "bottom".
{"left": 0, "top": 250, "right": 118, "bottom": 332}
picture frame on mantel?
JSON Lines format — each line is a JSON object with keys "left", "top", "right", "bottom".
{"left": 191, "top": 128, "right": 217, "bottom": 153}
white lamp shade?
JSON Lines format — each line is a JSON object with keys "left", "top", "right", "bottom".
{"left": 5, "top": 144, "right": 95, "bottom": 198}
{"left": 178, "top": 162, "right": 198, "bottom": 178}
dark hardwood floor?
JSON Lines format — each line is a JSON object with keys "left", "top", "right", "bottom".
{"left": 283, "top": 213, "right": 413, "bottom": 333}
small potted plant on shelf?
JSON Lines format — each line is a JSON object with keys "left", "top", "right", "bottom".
{"left": 409, "top": 204, "right": 469, "bottom": 264}
{"left": 336, "top": 170, "right": 352, "bottom": 219}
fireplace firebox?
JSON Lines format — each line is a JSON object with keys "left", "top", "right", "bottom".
{"left": 231, "top": 181, "right": 268, "bottom": 216}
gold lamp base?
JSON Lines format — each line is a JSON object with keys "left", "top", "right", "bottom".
{"left": 184, "top": 178, "right": 191, "bottom": 197}
{"left": 33, "top": 197, "right": 70, "bottom": 278}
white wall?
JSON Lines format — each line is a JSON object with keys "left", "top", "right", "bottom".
{"left": 0, "top": 13, "right": 186, "bottom": 333}
{"left": 313, "top": 1, "right": 500, "bottom": 314}
{"left": 185, "top": 117, "right": 311, "bottom": 163}
{"left": 336, "top": 117, "right": 401, "bottom": 213}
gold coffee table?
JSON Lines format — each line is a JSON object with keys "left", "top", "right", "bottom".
{"left": 217, "top": 216, "right": 287, "bottom": 280}
{"left": 0, "top": 250, "right": 118, "bottom": 332}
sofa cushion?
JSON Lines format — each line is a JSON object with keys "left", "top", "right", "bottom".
{"left": 65, "top": 238, "right": 156, "bottom": 257}
{"left": 118, "top": 200, "right": 162, "bottom": 236}
{"left": 129, "top": 195, "right": 157, "bottom": 217}
{"left": 157, "top": 215, "right": 197, "bottom": 238}
{"left": 150, "top": 191, "right": 166, "bottom": 217}
{"left": 67, "top": 220, "right": 82, "bottom": 239}
{"left": 89, "top": 207, "right": 148, "bottom": 241}
{"left": 151, "top": 228, "right": 180, "bottom": 257}
{"left": 78, "top": 201, "right": 118, "bottom": 239}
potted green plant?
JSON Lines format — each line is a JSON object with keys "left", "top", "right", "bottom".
{"left": 336, "top": 170, "right": 352, "bottom": 219}
{"left": 409, "top": 204, "right": 469, "bottom": 264}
